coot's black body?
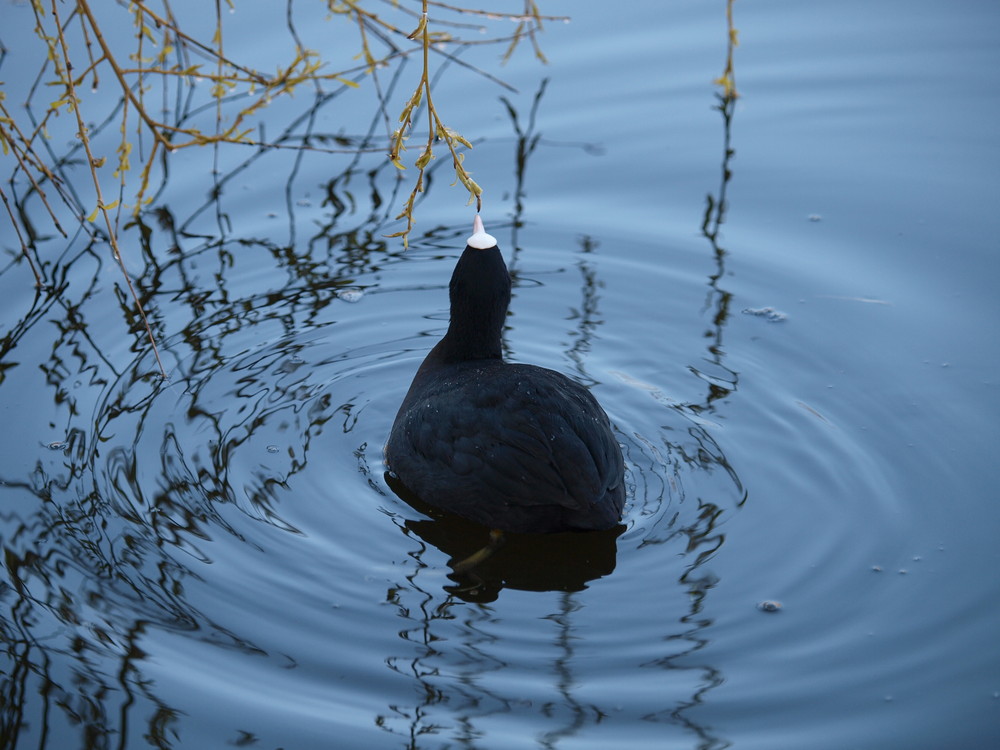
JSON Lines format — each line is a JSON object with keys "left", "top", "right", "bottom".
{"left": 385, "top": 218, "right": 625, "bottom": 533}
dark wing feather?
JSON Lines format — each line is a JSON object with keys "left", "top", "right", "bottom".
{"left": 386, "top": 361, "right": 624, "bottom": 530}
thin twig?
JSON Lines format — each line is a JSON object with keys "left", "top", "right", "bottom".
{"left": 75, "top": 0, "right": 174, "bottom": 152}
{"left": 0, "top": 115, "right": 69, "bottom": 237}
{"left": 50, "top": 0, "right": 167, "bottom": 377}
{"left": 0, "top": 185, "right": 44, "bottom": 287}
{"left": 130, "top": 1, "right": 270, "bottom": 84}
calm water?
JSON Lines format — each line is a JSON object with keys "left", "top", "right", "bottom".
{"left": 2, "top": 1, "right": 998, "bottom": 749}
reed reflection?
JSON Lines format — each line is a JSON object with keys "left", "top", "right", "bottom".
{"left": 636, "top": 19, "right": 744, "bottom": 749}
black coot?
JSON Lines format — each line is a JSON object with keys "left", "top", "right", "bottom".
{"left": 385, "top": 216, "right": 625, "bottom": 533}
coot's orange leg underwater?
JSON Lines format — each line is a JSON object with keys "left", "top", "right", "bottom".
{"left": 386, "top": 216, "right": 625, "bottom": 569}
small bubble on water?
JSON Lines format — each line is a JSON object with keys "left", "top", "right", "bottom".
{"left": 871, "top": 565, "right": 883, "bottom": 572}
{"left": 757, "top": 600, "right": 782, "bottom": 613}
{"left": 266, "top": 445, "right": 280, "bottom": 454}
{"left": 742, "top": 306, "right": 787, "bottom": 322}
{"left": 46, "top": 441, "right": 69, "bottom": 451}
{"left": 338, "top": 288, "right": 364, "bottom": 303}
{"left": 808, "top": 213, "right": 823, "bottom": 222}
{"left": 898, "top": 568, "right": 908, "bottom": 575}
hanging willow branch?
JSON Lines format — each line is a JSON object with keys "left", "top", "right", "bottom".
{"left": 384, "top": 0, "right": 554, "bottom": 246}
{"left": 714, "top": 0, "right": 739, "bottom": 101}
{"left": 385, "top": 3, "right": 482, "bottom": 245}
{"left": 3, "top": 0, "right": 561, "bottom": 376}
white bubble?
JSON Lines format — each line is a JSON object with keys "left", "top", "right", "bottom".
{"left": 338, "top": 289, "right": 364, "bottom": 303}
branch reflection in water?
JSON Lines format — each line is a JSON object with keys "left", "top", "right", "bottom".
{"left": 0, "top": 52, "right": 417, "bottom": 743}
{"left": 1, "top": 28, "right": 746, "bottom": 750}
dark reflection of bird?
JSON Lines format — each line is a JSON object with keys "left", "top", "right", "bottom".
{"left": 387, "top": 472, "right": 624, "bottom": 601}
{"left": 386, "top": 216, "right": 625, "bottom": 535}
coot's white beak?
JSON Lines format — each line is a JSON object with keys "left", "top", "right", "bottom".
{"left": 466, "top": 215, "right": 497, "bottom": 250}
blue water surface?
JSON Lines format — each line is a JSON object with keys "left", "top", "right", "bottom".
{"left": 1, "top": 1, "right": 998, "bottom": 749}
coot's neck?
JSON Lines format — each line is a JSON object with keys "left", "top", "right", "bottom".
{"left": 432, "top": 244, "right": 511, "bottom": 364}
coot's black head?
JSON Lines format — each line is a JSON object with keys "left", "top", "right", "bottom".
{"left": 442, "top": 216, "right": 511, "bottom": 362}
